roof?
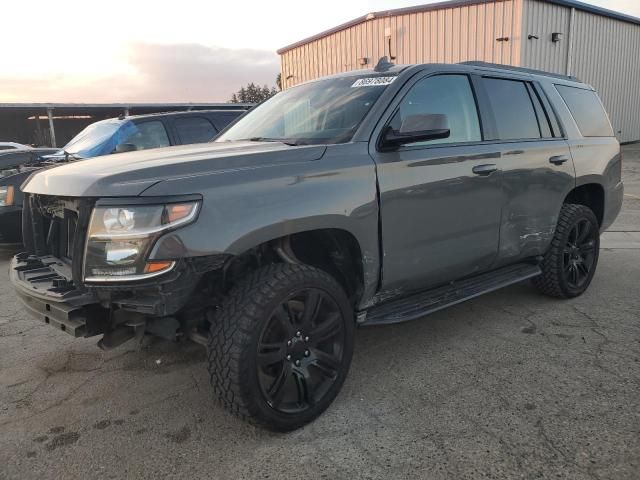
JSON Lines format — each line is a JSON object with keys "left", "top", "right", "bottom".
{"left": 461, "top": 61, "right": 581, "bottom": 82}
{"left": 123, "top": 109, "right": 249, "bottom": 120}
{"left": 277, "top": 0, "right": 640, "bottom": 54}
{"left": 0, "top": 103, "right": 253, "bottom": 113}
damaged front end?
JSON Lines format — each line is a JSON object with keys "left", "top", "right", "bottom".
{"left": 11, "top": 193, "right": 227, "bottom": 349}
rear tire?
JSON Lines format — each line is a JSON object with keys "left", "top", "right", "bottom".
{"left": 207, "top": 263, "right": 355, "bottom": 431}
{"left": 533, "top": 203, "right": 600, "bottom": 299}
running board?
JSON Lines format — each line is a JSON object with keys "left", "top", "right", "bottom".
{"left": 361, "top": 263, "right": 542, "bottom": 326}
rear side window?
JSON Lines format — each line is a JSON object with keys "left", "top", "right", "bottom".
{"left": 123, "top": 121, "right": 170, "bottom": 150}
{"left": 211, "top": 112, "right": 244, "bottom": 131}
{"left": 175, "top": 117, "right": 217, "bottom": 144}
{"left": 481, "top": 78, "right": 541, "bottom": 140}
{"left": 555, "top": 85, "right": 614, "bottom": 137}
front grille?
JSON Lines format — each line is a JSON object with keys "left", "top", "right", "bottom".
{"left": 60, "top": 209, "right": 78, "bottom": 261}
{"left": 22, "top": 194, "right": 92, "bottom": 286}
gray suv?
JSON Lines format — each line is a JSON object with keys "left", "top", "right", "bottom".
{"left": 10, "top": 60, "right": 623, "bottom": 431}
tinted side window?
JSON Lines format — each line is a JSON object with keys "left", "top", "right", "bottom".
{"left": 527, "top": 84, "right": 553, "bottom": 138}
{"left": 556, "top": 85, "right": 614, "bottom": 137}
{"left": 210, "top": 112, "right": 244, "bottom": 131}
{"left": 174, "top": 117, "right": 217, "bottom": 144}
{"left": 388, "top": 74, "right": 482, "bottom": 146}
{"left": 482, "top": 78, "right": 541, "bottom": 140}
{"left": 124, "top": 121, "right": 170, "bottom": 150}
{"left": 536, "top": 85, "right": 564, "bottom": 138}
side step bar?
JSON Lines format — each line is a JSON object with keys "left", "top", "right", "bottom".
{"left": 361, "top": 263, "right": 542, "bottom": 326}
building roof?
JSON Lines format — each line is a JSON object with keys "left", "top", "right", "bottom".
{"left": 0, "top": 103, "right": 252, "bottom": 113}
{"left": 277, "top": 0, "right": 640, "bottom": 54}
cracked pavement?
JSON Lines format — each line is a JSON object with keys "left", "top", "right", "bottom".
{"left": 1, "top": 145, "right": 640, "bottom": 479}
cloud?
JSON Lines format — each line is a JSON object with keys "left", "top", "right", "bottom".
{"left": 123, "top": 43, "right": 280, "bottom": 102}
{"left": 0, "top": 43, "right": 280, "bottom": 103}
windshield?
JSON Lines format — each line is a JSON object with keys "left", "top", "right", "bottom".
{"left": 62, "top": 118, "right": 133, "bottom": 158}
{"left": 216, "top": 74, "right": 397, "bottom": 145}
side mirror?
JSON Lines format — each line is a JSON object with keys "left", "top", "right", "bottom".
{"left": 381, "top": 114, "right": 450, "bottom": 149}
{"left": 114, "top": 143, "right": 137, "bottom": 154}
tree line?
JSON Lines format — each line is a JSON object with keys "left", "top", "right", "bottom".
{"left": 229, "top": 74, "right": 282, "bottom": 104}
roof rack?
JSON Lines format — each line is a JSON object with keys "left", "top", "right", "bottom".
{"left": 460, "top": 61, "right": 580, "bottom": 82}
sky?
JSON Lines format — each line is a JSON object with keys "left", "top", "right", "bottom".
{"left": 1, "top": 0, "right": 639, "bottom": 103}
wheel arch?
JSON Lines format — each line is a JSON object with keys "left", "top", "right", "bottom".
{"left": 230, "top": 226, "right": 371, "bottom": 307}
{"left": 564, "top": 182, "right": 605, "bottom": 227}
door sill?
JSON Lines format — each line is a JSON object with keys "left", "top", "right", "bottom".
{"left": 360, "top": 262, "right": 541, "bottom": 326}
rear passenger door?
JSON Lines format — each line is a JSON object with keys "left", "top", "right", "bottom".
{"left": 172, "top": 116, "right": 218, "bottom": 145}
{"left": 477, "top": 75, "right": 575, "bottom": 266}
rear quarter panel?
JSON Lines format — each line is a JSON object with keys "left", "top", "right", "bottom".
{"left": 541, "top": 82, "right": 622, "bottom": 231}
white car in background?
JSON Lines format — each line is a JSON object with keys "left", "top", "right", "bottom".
{"left": 0, "top": 142, "right": 32, "bottom": 151}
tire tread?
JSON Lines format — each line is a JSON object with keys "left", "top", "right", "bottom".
{"left": 533, "top": 203, "right": 598, "bottom": 299}
{"left": 206, "top": 263, "right": 350, "bottom": 430}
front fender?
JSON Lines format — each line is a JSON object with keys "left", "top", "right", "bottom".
{"left": 145, "top": 143, "right": 381, "bottom": 306}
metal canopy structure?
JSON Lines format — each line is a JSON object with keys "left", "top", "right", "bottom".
{"left": 0, "top": 103, "right": 252, "bottom": 148}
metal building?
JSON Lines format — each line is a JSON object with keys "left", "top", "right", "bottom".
{"left": 278, "top": 0, "right": 640, "bottom": 143}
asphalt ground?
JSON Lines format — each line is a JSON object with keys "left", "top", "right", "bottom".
{"left": 1, "top": 145, "right": 639, "bottom": 480}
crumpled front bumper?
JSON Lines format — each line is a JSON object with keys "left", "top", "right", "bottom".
{"left": 10, "top": 254, "right": 107, "bottom": 337}
{"left": 10, "top": 252, "right": 214, "bottom": 340}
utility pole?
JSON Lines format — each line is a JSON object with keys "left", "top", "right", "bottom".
{"left": 47, "top": 108, "right": 57, "bottom": 148}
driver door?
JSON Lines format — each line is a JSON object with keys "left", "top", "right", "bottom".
{"left": 371, "top": 73, "right": 504, "bottom": 294}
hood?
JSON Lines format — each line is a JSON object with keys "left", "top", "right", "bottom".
{"left": 22, "top": 141, "right": 327, "bottom": 197}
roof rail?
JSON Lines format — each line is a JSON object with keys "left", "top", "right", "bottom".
{"left": 460, "top": 61, "right": 580, "bottom": 82}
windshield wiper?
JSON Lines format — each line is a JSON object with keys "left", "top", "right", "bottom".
{"left": 63, "top": 150, "right": 79, "bottom": 161}
{"left": 44, "top": 150, "right": 80, "bottom": 164}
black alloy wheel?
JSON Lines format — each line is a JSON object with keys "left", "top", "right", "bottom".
{"left": 207, "top": 263, "right": 355, "bottom": 431}
{"left": 534, "top": 203, "right": 600, "bottom": 298}
{"left": 257, "top": 288, "right": 345, "bottom": 414}
{"left": 563, "top": 218, "right": 598, "bottom": 289}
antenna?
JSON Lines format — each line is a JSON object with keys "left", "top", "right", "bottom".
{"left": 374, "top": 56, "right": 394, "bottom": 72}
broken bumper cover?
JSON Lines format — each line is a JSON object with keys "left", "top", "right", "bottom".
{"left": 10, "top": 254, "right": 211, "bottom": 338}
{"left": 10, "top": 254, "right": 107, "bottom": 337}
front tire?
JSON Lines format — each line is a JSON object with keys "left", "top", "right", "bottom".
{"left": 207, "top": 263, "right": 355, "bottom": 431}
{"left": 533, "top": 203, "right": 600, "bottom": 299}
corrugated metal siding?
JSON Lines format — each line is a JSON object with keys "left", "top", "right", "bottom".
{"left": 521, "top": 0, "right": 571, "bottom": 74}
{"left": 280, "top": 0, "right": 640, "bottom": 142}
{"left": 280, "top": 0, "right": 524, "bottom": 89}
{"left": 522, "top": 0, "right": 640, "bottom": 142}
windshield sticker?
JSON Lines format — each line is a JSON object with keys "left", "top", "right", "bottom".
{"left": 351, "top": 77, "right": 397, "bottom": 87}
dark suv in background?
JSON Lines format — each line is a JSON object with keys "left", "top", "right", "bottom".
{"left": 0, "top": 109, "right": 248, "bottom": 243}
{"left": 11, "top": 60, "right": 622, "bottom": 431}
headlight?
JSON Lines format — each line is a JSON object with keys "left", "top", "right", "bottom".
{"left": 0, "top": 168, "right": 19, "bottom": 179}
{"left": 0, "top": 186, "right": 14, "bottom": 206}
{"left": 84, "top": 201, "right": 199, "bottom": 282}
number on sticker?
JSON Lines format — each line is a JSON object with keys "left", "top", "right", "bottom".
{"left": 351, "top": 77, "right": 397, "bottom": 87}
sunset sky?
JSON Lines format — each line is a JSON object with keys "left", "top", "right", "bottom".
{"left": 2, "top": 0, "right": 639, "bottom": 103}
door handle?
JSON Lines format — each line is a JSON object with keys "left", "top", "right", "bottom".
{"left": 472, "top": 164, "right": 498, "bottom": 176}
{"left": 549, "top": 155, "right": 569, "bottom": 165}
